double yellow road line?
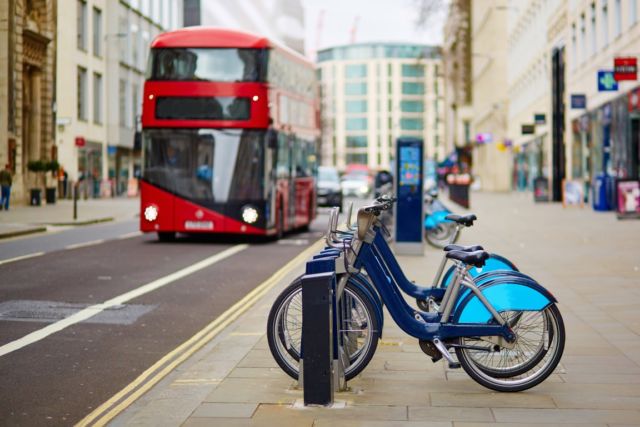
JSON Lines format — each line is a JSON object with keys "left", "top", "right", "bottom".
{"left": 77, "top": 239, "right": 323, "bottom": 427}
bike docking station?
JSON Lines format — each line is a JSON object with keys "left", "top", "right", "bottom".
{"left": 298, "top": 208, "right": 351, "bottom": 407}
{"left": 395, "top": 137, "right": 425, "bottom": 255}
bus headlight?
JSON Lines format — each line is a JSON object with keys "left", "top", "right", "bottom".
{"left": 241, "top": 206, "right": 259, "bottom": 224}
{"left": 144, "top": 205, "right": 159, "bottom": 222}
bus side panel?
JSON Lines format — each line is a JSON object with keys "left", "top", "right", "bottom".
{"left": 140, "top": 180, "right": 174, "bottom": 233}
{"left": 276, "top": 179, "right": 290, "bottom": 231}
{"left": 295, "top": 177, "right": 314, "bottom": 227}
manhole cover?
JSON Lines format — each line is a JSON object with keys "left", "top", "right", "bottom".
{"left": 0, "top": 300, "right": 156, "bottom": 325}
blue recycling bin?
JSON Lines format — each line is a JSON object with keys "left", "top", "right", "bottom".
{"left": 592, "top": 173, "right": 611, "bottom": 211}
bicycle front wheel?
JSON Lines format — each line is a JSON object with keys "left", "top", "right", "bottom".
{"left": 455, "top": 304, "right": 565, "bottom": 392}
{"left": 267, "top": 278, "right": 380, "bottom": 381}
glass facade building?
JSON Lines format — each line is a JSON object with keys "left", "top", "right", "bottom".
{"left": 318, "top": 42, "right": 444, "bottom": 171}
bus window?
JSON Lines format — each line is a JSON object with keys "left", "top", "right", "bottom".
{"left": 277, "top": 133, "right": 290, "bottom": 179}
{"left": 149, "top": 48, "right": 267, "bottom": 82}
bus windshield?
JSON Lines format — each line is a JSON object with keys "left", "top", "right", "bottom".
{"left": 142, "top": 129, "right": 266, "bottom": 202}
{"left": 147, "top": 48, "right": 267, "bottom": 82}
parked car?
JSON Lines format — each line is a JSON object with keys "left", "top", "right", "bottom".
{"left": 341, "top": 173, "right": 371, "bottom": 198}
{"left": 316, "top": 166, "right": 343, "bottom": 211}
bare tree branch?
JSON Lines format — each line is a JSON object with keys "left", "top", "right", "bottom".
{"left": 413, "top": 0, "right": 447, "bottom": 30}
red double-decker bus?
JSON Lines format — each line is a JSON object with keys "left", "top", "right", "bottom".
{"left": 140, "top": 27, "right": 319, "bottom": 240}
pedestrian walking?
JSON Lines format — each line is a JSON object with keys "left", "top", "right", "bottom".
{"left": 0, "top": 164, "right": 13, "bottom": 210}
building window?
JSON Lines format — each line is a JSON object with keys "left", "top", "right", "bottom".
{"left": 614, "top": 0, "right": 622, "bottom": 37}
{"left": 345, "top": 64, "right": 367, "bottom": 79}
{"left": 580, "top": 13, "right": 586, "bottom": 63}
{"left": 571, "top": 23, "right": 577, "bottom": 68}
{"left": 400, "top": 118, "right": 423, "bottom": 130}
{"left": 119, "top": 79, "right": 128, "bottom": 127}
{"left": 401, "top": 64, "right": 424, "bottom": 77}
{"left": 590, "top": 3, "right": 597, "bottom": 56}
{"left": 93, "top": 7, "right": 102, "bottom": 56}
{"left": 119, "top": 11, "right": 129, "bottom": 63}
{"left": 132, "top": 83, "right": 140, "bottom": 129}
{"left": 131, "top": 17, "right": 140, "bottom": 68}
{"left": 346, "top": 153, "right": 368, "bottom": 165}
{"left": 631, "top": 0, "right": 638, "bottom": 26}
{"left": 401, "top": 82, "right": 425, "bottom": 95}
{"left": 346, "top": 136, "right": 368, "bottom": 148}
{"left": 346, "top": 118, "right": 368, "bottom": 131}
{"left": 602, "top": 1, "right": 609, "bottom": 47}
{"left": 93, "top": 73, "right": 102, "bottom": 124}
{"left": 77, "top": 0, "right": 87, "bottom": 51}
{"left": 400, "top": 100, "right": 424, "bottom": 113}
{"left": 463, "top": 121, "right": 471, "bottom": 144}
{"left": 346, "top": 100, "right": 368, "bottom": 113}
{"left": 77, "top": 67, "right": 88, "bottom": 120}
{"left": 345, "top": 82, "right": 367, "bottom": 96}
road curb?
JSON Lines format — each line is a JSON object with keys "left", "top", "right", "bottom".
{"left": 44, "top": 217, "right": 114, "bottom": 226}
{"left": 0, "top": 226, "right": 48, "bottom": 240}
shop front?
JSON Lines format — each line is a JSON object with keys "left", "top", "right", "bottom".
{"left": 570, "top": 85, "right": 640, "bottom": 211}
{"left": 78, "top": 141, "right": 103, "bottom": 199}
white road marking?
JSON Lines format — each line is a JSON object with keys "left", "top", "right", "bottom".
{"left": 117, "top": 231, "right": 143, "bottom": 239}
{"left": 65, "top": 239, "right": 105, "bottom": 250}
{"left": 0, "top": 244, "right": 248, "bottom": 358}
{"left": 0, "top": 252, "right": 45, "bottom": 266}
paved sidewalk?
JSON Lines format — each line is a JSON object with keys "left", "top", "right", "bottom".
{"left": 111, "top": 191, "right": 640, "bottom": 427}
{"left": 0, "top": 197, "right": 139, "bottom": 238}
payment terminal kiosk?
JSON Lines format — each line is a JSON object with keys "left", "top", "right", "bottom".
{"left": 394, "top": 137, "right": 424, "bottom": 255}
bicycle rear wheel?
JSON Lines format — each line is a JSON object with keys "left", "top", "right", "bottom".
{"left": 455, "top": 304, "right": 565, "bottom": 392}
{"left": 267, "top": 279, "right": 380, "bottom": 381}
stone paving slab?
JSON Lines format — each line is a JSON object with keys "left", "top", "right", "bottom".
{"left": 111, "top": 192, "right": 640, "bottom": 426}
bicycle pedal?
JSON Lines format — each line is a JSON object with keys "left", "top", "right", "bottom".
{"left": 448, "top": 361, "right": 461, "bottom": 369}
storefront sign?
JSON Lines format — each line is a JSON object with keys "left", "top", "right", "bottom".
{"left": 562, "top": 179, "right": 584, "bottom": 208}
{"left": 598, "top": 70, "right": 619, "bottom": 91}
{"left": 629, "top": 87, "right": 640, "bottom": 111}
{"left": 75, "top": 137, "right": 86, "bottom": 147}
{"left": 475, "top": 132, "right": 493, "bottom": 144}
{"left": 614, "top": 57, "right": 638, "bottom": 81}
{"left": 534, "top": 177, "right": 550, "bottom": 202}
{"left": 571, "top": 94, "right": 587, "bottom": 109}
{"left": 534, "top": 114, "right": 546, "bottom": 125}
{"left": 616, "top": 179, "right": 640, "bottom": 218}
{"left": 521, "top": 124, "right": 535, "bottom": 135}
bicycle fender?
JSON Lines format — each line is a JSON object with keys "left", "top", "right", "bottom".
{"left": 440, "top": 253, "right": 520, "bottom": 288}
{"left": 424, "top": 210, "right": 450, "bottom": 230}
{"left": 452, "top": 279, "right": 557, "bottom": 324}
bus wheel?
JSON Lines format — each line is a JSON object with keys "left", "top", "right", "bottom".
{"left": 157, "top": 231, "right": 176, "bottom": 242}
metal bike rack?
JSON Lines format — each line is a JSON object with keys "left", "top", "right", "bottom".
{"left": 299, "top": 216, "right": 350, "bottom": 405}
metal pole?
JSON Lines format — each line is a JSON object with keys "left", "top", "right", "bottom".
{"left": 73, "top": 182, "right": 78, "bottom": 220}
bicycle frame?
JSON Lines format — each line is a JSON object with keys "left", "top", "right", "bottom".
{"left": 349, "top": 227, "right": 516, "bottom": 342}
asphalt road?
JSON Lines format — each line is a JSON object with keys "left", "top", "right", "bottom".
{"left": 0, "top": 211, "right": 331, "bottom": 426}
{"left": 0, "top": 219, "right": 140, "bottom": 263}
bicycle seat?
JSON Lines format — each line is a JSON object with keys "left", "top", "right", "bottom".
{"left": 445, "top": 250, "right": 489, "bottom": 268}
{"left": 445, "top": 214, "right": 477, "bottom": 227}
{"left": 444, "top": 244, "right": 484, "bottom": 252}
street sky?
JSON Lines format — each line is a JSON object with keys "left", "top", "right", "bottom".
{"left": 302, "top": 0, "right": 447, "bottom": 58}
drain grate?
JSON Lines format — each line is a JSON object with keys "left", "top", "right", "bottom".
{"left": 0, "top": 300, "right": 156, "bottom": 325}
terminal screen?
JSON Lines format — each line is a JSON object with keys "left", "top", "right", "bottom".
{"left": 399, "top": 146, "right": 420, "bottom": 186}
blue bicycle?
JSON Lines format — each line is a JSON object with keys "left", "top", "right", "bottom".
{"left": 268, "top": 198, "right": 565, "bottom": 392}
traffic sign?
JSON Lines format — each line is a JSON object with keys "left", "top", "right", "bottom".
{"left": 598, "top": 70, "right": 618, "bottom": 91}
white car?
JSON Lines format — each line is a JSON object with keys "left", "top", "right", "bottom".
{"left": 341, "top": 174, "right": 371, "bottom": 198}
